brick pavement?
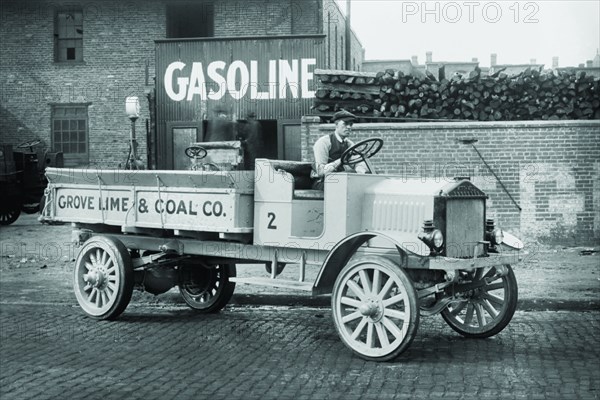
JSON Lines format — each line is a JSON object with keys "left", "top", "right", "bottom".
{"left": 1, "top": 214, "right": 599, "bottom": 399}
{"left": 0, "top": 303, "right": 599, "bottom": 400}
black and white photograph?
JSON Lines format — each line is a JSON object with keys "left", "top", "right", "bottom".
{"left": 1, "top": 0, "right": 599, "bottom": 399}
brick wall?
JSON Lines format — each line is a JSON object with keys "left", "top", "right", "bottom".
{"left": 214, "top": 0, "right": 320, "bottom": 36}
{"left": 1, "top": 0, "right": 358, "bottom": 168}
{"left": 322, "top": 0, "right": 364, "bottom": 71}
{"left": 1, "top": 0, "right": 163, "bottom": 168}
{"left": 301, "top": 118, "right": 600, "bottom": 244}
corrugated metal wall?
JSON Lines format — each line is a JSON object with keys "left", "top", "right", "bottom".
{"left": 155, "top": 35, "right": 326, "bottom": 167}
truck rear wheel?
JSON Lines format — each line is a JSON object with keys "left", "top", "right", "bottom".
{"left": 179, "top": 263, "right": 236, "bottom": 313}
{"left": 73, "top": 236, "right": 134, "bottom": 320}
{"left": 332, "top": 256, "right": 419, "bottom": 361}
{"left": 441, "top": 265, "right": 518, "bottom": 338}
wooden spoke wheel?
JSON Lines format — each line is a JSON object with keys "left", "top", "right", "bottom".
{"left": 0, "top": 200, "right": 21, "bottom": 225}
{"left": 332, "top": 256, "right": 419, "bottom": 361}
{"left": 441, "top": 265, "right": 518, "bottom": 338}
{"left": 179, "top": 263, "right": 236, "bottom": 313}
{"left": 73, "top": 236, "right": 134, "bottom": 320}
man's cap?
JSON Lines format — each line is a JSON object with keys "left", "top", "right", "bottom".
{"left": 332, "top": 110, "right": 357, "bottom": 123}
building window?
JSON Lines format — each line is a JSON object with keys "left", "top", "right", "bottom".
{"left": 52, "top": 105, "right": 88, "bottom": 165}
{"left": 167, "top": 3, "right": 214, "bottom": 38}
{"left": 54, "top": 9, "right": 83, "bottom": 62}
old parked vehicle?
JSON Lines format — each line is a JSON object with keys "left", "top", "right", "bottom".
{"left": 0, "top": 140, "right": 63, "bottom": 225}
{"left": 40, "top": 138, "right": 522, "bottom": 361}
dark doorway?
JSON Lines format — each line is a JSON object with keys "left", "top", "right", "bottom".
{"left": 259, "top": 120, "right": 278, "bottom": 159}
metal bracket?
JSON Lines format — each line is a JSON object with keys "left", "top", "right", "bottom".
{"left": 132, "top": 252, "right": 190, "bottom": 271}
{"left": 299, "top": 251, "right": 306, "bottom": 282}
{"left": 159, "top": 239, "right": 184, "bottom": 255}
{"left": 156, "top": 175, "right": 164, "bottom": 229}
{"left": 470, "top": 241, "right": 490, "bottom": 267}
{"left": 417, "top": 280, "right": 454, "bottom": 299}
{"left": 493, "top": 264, "right": 509, "bottom": 277}
{"left": 71, "top": 228, "right": 93, "bottom": 247}
{"left": 271, "top": 250, "right": 278, "bottom": 279}
{"left": 96, "top": 174, "right": 105, "bottom": 223}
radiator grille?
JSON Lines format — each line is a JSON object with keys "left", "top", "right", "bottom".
{"left": 445, "top": 199, "right": 485, "bottom": 258}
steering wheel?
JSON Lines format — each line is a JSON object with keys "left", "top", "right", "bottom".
{"left": 185, "top": 146, "right": 207, "bottom": 159}
{"left": 340, "top": 138, "right": 384, "bottom": 167}
{"left": 17, "top": 139, "right": 42, "bottom": 149}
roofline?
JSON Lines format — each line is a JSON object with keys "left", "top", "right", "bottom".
{"left": 155, "top": 34, "right": 326, "bottom": 44}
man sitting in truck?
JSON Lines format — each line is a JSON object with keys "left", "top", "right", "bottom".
{"left": 311, "top": 110, "right": 368, "bottom": 190}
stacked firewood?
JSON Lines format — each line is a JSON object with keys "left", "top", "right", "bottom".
{"left": 313, "top": 67, "right": 600, "bottom": 121}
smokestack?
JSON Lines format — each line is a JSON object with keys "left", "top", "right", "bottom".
{"left": 411, "top": 55, "right": 418, "bottom": 66}
{"left": 552, "top": 57, "right": 559, "bottom": 68}
{"left": 426, "top": 51, "right": 432, "bottom": 63}
{"left": 491, "top": 53, "right": 497, "bottom": 66}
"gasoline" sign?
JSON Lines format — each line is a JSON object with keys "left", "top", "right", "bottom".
{"left": 164, "top": 59, "right": 316, "bottom": 102}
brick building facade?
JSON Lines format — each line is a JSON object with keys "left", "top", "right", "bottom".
{"left": 0, "top": 0, "right": 364, "bottom": 167}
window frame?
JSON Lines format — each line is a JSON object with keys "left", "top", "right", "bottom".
{"left": 54, "top": 7, "right": 84, "bottom": 63}
{"left": 166, "top": 2, "right": 214, "bottom": 38}
{"left": 51, "top": 104, "right": 90, "bottom": 166}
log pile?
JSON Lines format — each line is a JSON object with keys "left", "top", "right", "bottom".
{"left": 312, "top": 67, "right": 600, "bottom": 121}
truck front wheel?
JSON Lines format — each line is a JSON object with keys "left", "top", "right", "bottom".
{"left": 332, "top": 256, "right": 419, "bottom": 361}
{"left": 441, "top": 264, "right": 518, "bottom": 338}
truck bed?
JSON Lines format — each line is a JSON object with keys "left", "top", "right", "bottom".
{"left": 40, "top": 168, "right": 255, "bottom": 233}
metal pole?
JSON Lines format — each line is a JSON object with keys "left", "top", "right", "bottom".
{"left": 470, "top": 143, "right": 522, "bottom": 212}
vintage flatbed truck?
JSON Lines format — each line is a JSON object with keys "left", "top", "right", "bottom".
{"left": 40, "top": 138, "right": 523, "bottom": 361}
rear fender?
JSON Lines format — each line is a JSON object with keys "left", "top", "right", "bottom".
{"left": 313, "top": 231, "right": 425, "bottom": 295}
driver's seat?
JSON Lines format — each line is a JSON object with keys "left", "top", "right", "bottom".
{"left": 270, "top": 161, "right": 324, "bottom": 200}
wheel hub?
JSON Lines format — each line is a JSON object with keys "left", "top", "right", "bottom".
{"left": 84, "top": 269, "right": 105, "bottom": 288}
{"left": 359, "top": 298, "right": 383, "bottom": 322}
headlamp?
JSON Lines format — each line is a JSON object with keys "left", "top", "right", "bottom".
{"left": 418, "top": 220, "right": 444, "bottom": 252}
{"left": 490, "top": 228, "right": 504, "bottom": 245}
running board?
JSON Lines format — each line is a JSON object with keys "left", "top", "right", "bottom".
{"left": 230, "top": 277, "right": 314, "bottom": 292}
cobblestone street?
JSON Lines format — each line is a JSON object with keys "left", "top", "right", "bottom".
{"left": 1, "top": 300, "right": 599, "bottom": 400}
{"left": 1, "top": 216, "right": 599, "bottom": 400}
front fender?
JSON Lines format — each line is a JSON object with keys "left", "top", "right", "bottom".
{"left": 313, "top": 231, "right": 429, "bottom": 295}
{"left": 502, "top": 231, "right": 524, "bottom": 250}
